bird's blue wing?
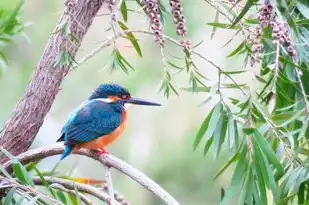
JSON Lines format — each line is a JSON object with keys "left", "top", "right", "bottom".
{"left": 62, "top": 100, "right": 123, "bottom": 144}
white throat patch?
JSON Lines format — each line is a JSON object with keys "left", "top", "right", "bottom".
{"left": 95, "top": 98, "right": 113, "bottom": 103}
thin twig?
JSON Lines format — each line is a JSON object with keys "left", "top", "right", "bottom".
{"left": 33, "top": 176, "right": 121, "bottom": 205}
{"left": 294, "top": 63, "right": 309, "bottom": 114}
{"left": 105, "top": 167, "right": 116, "bottom": 205}
{"left": 273, "top": 40, "right": 280, "bottom": 84}
{"left": 4, "top": 144, "right": 181, "bottom": 205}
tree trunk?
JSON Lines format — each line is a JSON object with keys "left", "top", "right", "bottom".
{"left": 0, "top": 0, "right": 104, "bottom": 163}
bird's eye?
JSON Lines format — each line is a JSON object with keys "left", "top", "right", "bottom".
{"left": 122, "top": 95, "right": 129, "bottom": 99}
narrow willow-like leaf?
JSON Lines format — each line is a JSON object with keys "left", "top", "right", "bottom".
{"left": 182, "top": 86, "right": 210, "bottom": 92}
{"left": 213, "top": 110, "right": 228, "bottom": 158}
{"left": 206, "top": 103, "right": 223, "bottom": 137}
{"left": 3, "top": 187, "right": 16, "bottom": 204}
{"left": 239, "top": 168, "right": 254, "bottom": 205}
{"left": 34, "top": 167, "right": 57, "bottom": 198}
{"left": 16, "top": 193, "right": 26, "bottom": 205}
{"left": 253, "top": 161, "right": 268, "bottom": 205}
{"left": 120, "top": 0, "right": 128, "bottom": 22}
{"left": 68, "top": 193, "right": 79, "bottom": 205}
{"left": 207, "top": 22, "right": 240, "bottom": 29}
{"left": 253, "top": 139, "right": 270, "bottom": 188}
{"left": 253, "top": 130, "right": 284, "bottom": 176}
{"left": 2, "top": 0, "right": 24, "bottom": 33}
{"left": 227, "top": 115, "right": 239, "bottom": 151}
{"left": 56, "top": 190, "right": 68, "bottom": 204}
{"left": 0, "top": 148, "right": 34, "bottom": 187}
{"left": 222, "top": 70, "right": 247, "bottom": 75}
{"left": 209, "top": 9, "right": 219, "bottom": 40}
{"left": 221, "top": 146, "right": 248, "bottom": 205}
{"left": 227, "top": 41, "right": 245, "bottom": 57}
{"left": 203, "top": 137, "right": 213, "bottom": 156}
{"left": 213, "top": 151, "right": 240, "bottom": 180}
{"left": 193, "top": 105, "right": 216, "bottom": 149}
{"left": 296, "top": 1, "right": 309, "bottom": 19}
{"left": 118, "top": 21, "right": 142, "bottom": 57}
{"left": 231, "top": 0, "right": 257, "bottom": 26}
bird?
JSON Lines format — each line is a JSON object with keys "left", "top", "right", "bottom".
{"left": 57, "top": 83, "right": 161, "bottom": 160}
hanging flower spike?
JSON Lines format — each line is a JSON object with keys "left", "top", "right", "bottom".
{"left": 142, "top": 0, "right": 164, "bottom": 46}
{"left": 170, "top": 0, "right": 191, "bottom": 49}
{"left": 250, "top": 2, "right": 273, "bottom": 66}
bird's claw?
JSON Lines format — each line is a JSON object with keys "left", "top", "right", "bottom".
{"left": 98, "top": 149, "right": 109, "bottom": 155}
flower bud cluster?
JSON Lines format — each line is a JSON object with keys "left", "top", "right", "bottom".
{"left": 141, "top": 0, "right": 164, "bottom": 46}
{"left": 170, "top": 0, "right": 186, "bottom": 37}
{"left": 270, "top": 20, "right": 297, "bottom": 56}
{"left": 169, "top": 0, "right": 192, "bottom": 48}
{"left": 250, "top": 3, "right": 273, "bottom": 66}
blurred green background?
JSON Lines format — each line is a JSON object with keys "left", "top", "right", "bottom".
{"left": 0, "top": 0, "right": 243, "bottom": 204}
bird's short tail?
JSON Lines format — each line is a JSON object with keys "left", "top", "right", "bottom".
{"left": 60, "top": 145, "right": 74, "bottom": 160}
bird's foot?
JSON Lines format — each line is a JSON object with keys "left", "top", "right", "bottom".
{"left": 98, "top": 149, "right": 109, "bottom": 155}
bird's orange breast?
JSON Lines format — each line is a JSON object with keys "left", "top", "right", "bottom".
{"left": 73, "top": 110, "right": 127, "bottom": 152}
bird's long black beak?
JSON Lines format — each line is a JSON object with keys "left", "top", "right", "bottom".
{"left": 125, "top": 97, "right": 161, "bottom": 106}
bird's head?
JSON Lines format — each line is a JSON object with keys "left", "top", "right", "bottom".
{"left": 88, "top": 83, "right": 161, "bottom": 106}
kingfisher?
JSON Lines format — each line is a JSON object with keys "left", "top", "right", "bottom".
{"left": 57, "top": 83, "right": 160, "bottom": 160}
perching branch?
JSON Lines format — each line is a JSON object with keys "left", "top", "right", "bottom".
{"left": 0, "top": 0, "right": 104, "bottom": 163}
{"left": 3, "top": 144, "right": 181, "bottom": 205}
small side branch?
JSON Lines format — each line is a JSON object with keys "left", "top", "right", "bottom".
{"left": 0, "top": 176, "right": 64, "bottom": 205}
{"left": 3, "top": 144, "right": 181, "bottom": 205}
{"left": 32, "top": 176, "right": 121, "bottom": 205}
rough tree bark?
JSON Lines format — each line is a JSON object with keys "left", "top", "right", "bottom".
{"left": 0, "top": 0, "right": 104, "bottom": 163}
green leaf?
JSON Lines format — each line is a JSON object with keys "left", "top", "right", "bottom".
{"left": 227, "top": 116, "right": 239, "bottom": 150}
{"left": 3, "top": 187, "right": 16, "bottom": 204}
{"left": 276, "top": 193, "right": 297, "bottom": 205}
{"left": 193, "top": 106, "right": 216, "bottom": 149}
{"left": 206, "top": 103, "right": 223, "bottom": 137}
{"left": 239, "top": 168, "right": 254, "bottom": 205}
{"left": 68, "top": 193, "right": 79, "bottom": 205}
{"left": 207, "top": 22, "right": 240, "bottom": 29}
{"left": 209, "top": 9, "right": 219, "bottom": 40}
{"left": 222, "top": 70, "right": 247, "bottom": 75}
{"left": 1, "top": 0, "right": 24, "bottom": 33}
{"left": 56, "top": 190, "right": 68, "bottom": 204}
{"left": 213, "top": 151, "right": 240, "bottom": 180}
{"left": 29, "top": 195, "right": 40, "bottom": 205}
{"left": 0, "top": 148, "right": 34, "bottom": 187}
{"left": 220, "top": 146, "right": 249, "bottom": 205}
{"left": 227, "top": 41, "right": 245, "bottom": 57}
{"left": 16, "top": 193, "right": 26, "bottom": 205}
{"left": 296, "top": 1, "right": 309, "bottom": 19}
{"left": 231, "top": 0, "right": 257, "bottom": 26}
{"left": 212, "top": 110, "right": 228, "bottom": 158}
{"left": 118, "top": 21, "right": 142, "bottom": 57}
{"left": 203, "top": 137, "right": 214, "bottom": 156}
{"left": 33, "top": 167, "right": 57, "bottom": 198}
{"left": 181, "top": 86, "right": 210, "bottom": 92}
{"left": 252, "top": 130, "right": 284, "bottom": 176}
{"left": 120, "top": 0, "right": 128, "bottom": 22}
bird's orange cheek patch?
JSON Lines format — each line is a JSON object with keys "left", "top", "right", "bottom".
{"left": 108, "top": 96, "right": 121, "bottom": 102}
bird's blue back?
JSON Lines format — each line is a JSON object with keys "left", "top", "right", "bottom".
{"left": 60, "top": 100, "right": 124, "bottom": 158}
